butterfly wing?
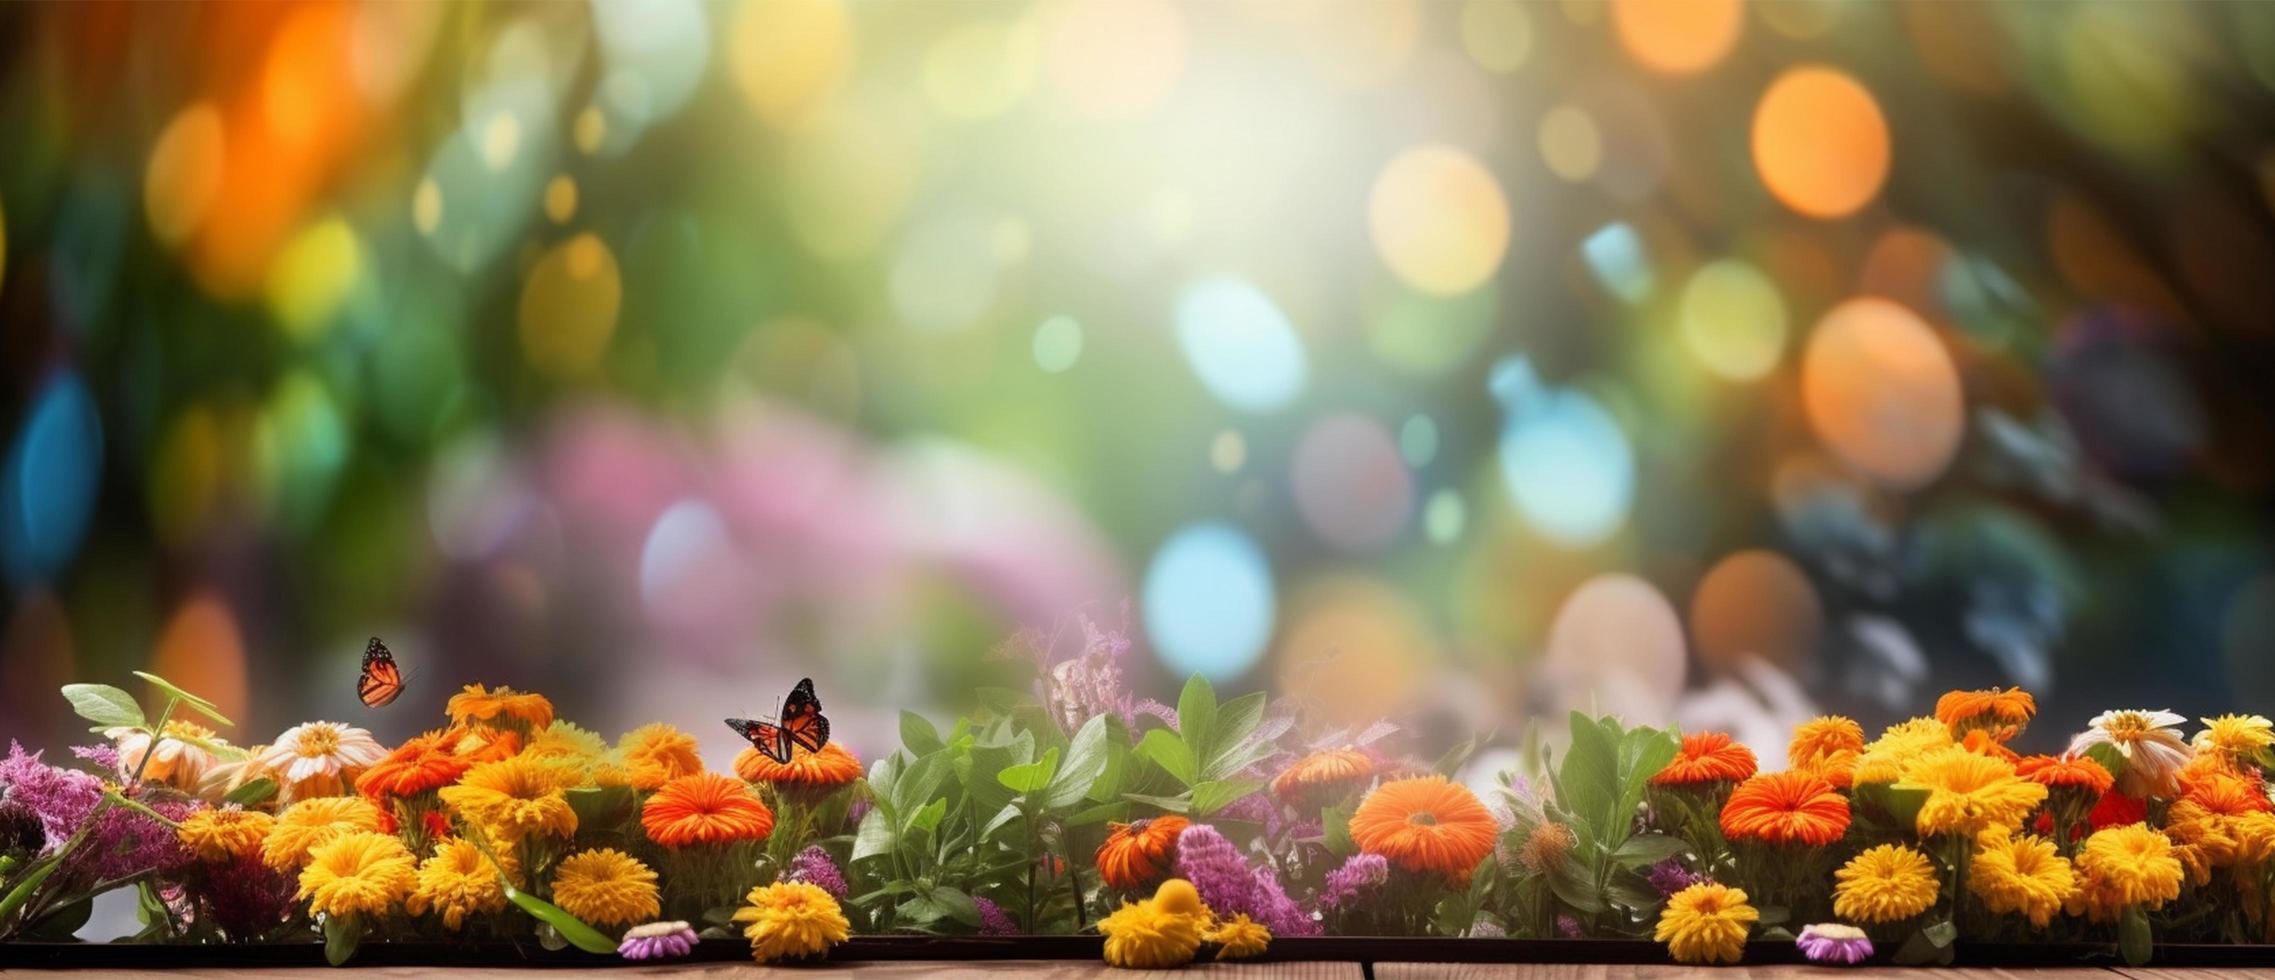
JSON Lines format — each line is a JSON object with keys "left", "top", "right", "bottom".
{"left": 726, "top": 717, "right": 793, "bottom": 764}
{"left": 357, "top": 637, "right": 404, "bottom": 708}
{"left": 778, "top": 677, "right": 830, "bottom": 753}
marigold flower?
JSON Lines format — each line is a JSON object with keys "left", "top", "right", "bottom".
{"left": 732, "top": 881, "right": 851, "bottom": 964}
{"left": 1832, "top": 844, "right": 1940, "bottom": 924}
{"left": 1098, "top": 878, "right": 1209, "bottom": 969}
{"left": 358, "top": 729, "right": 473, "bottom": 801}
{"left": 296, "top": 831, "right": 416, "bottom": 919}
{"left": 2067, "top": 709, "right": 2191, "bottom": 799}
{"left": 733, "top": 742, "right": 864, "bottom": 794}
{"left": 176, "top": 808, "right": 274, "bottom": 864}
{"left": 1896, "top": 746, "right": 2046, "bottom": 838}
{"left": 2072, "top": 823, "right": 2184, "bottom": 918}
{"left": 1651, "top": 732, "right": 1758, "bottom": 787}
{"left": 553, "top": 847, "right": 662, "bottom": 928}
{"left": 262, "top": 795, "right": 385, "bottom": 870}
{"left": 1096, "top": 815, "right": 1190, "bottom": 891}
{"left": 1851, "top": 717, "right": 1954, "bottom": 785}
{"left": 2194, "top": 714, "right": 2275, "bottom": 764}
{"left": 1718, "top": 770, "right": 1849, "bottom": 847}
{"left": 107, "top": 720, "right": 227, "bottom": 791}
{"left": 1269, "top": 749, "right": 1376, "bottom": 804}
{"left": 2165, "top": 772, "right": 2274, "bottom": 874}
{"left": 524, "top": 721, "right": 608, "bottom": 765}
{"left": 446, "top": 684, "right": 555, "bottom": 732}
{"left": 618, "top": 723, "right": 704, "bottom": 790}
{"left": 1934, "top": 687, "right": 2036, "bottom": 740}
{"left": 1786, "top": 716, "right": 1864, "bottom": 788}
{"left": 2016, "top": 753, "right": 2115, "bottom": 796}
{"left": 1970, "top": 829, "right": 2075, "bottom": 928}
{"left": 409, "top": 837, "right": 510, "bottom": 929}
{"left": 1654, "top": 882, "right": 1757, "bottom": 965}
{"left": 438, "top": 755, "right": 578, "bottom": 842}
{"left": 1205, "top": 913, "right": 1271, "bottom": 960}
{"left": 257, "top": 722, "right": 387, "bottom": 804}
{"left": 642, "top": 771, "right": 776, "bottom": 848}
{"left": 1349, "top": 776, "right": 1499, "bottom": 881}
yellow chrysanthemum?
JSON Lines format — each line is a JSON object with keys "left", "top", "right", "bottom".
{"left": 446, "top": 683, "right": 555, "bottom": 733}
{"left": 2195, "top": 715, "right": 2275, "bottom": 764}
{"left": 176, "top": 808, "right": 274, "bottom": 863}
{"left": 1654, "top": 882, "right": 1758, "bottom": 965}
{"left": 551, "top": 847, "right": 662, "bottom": 928}
{"left": 438, "top": 755, "right": 578, "bottom": 841}
{"left": 296, "top": 831, "right": 417, "bottom": 919}
{"left": 1970, "top": 829, "right": 2075, "bottom": 928}
{"left": 524, "top": 721, "right": 609, "bottom": 765}
{"left": 1098, "top": 879, "right": 1210, "bottom": 969}
{"left": 617, "top": 723, "right": 705, "bottom": 790}
{"left": 1896, "top": 746, "right": 2047, "bottom": 838}
{"left": 732, "top": 881, "right": 851, "bottom": 964}
{"left": 1851, "top": 717, "right": 1955, "bottom": 786}
{"left": 2233, "top": 811, "right": 2275, "bottom": 866}
{"left": 1832, "top": 844, "right": 1941, "bottom": 924}
{"left": 262, "top": 796, "right": 386, "bottom": 871}
{"left": 1204, "top": 913, "right": 1271, "bottom": 960}
{"left": 2073, "top": 824, "right": 2186, "bottom": 918}
{"left": 408, "top": 837, "right": 511, "bottom": 929}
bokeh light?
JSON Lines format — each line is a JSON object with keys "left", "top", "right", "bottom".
{"left": 264, "top": 214, "right": 363, "bottom": 343}
{"left": 1679, "top": 259, "right": 1787, "bottom": 382}
{"left": 1174, "top": 278, "right": 1308, "bottom": 413}
{"left": 145, "top": 103, "right": 226, "bottom": 249}
{"left": 1032, "top": 315, "right": 1084, "bottom": 374}
{"left": 1493, "top": 359, "right": 1635, "bottom": 549}
{"left": 728, "top": 0, "right": 848, "bottom": 128}
{"left": 149, "top": 594, "right": 250, "bottom": 731}
{"left": 1274, "top": 576, "right": 1437, "bottom": 726}
{"left": 1459, "top": 0, "right": 1533, "bottom": 74}
{"left": 1611, "top": 0, "right": 1743, "bottom": 75}
{"left": 1291, "top": 413, "right": 1413, "bottom": 553}
{"left": 1043, "top": 0, "right": 1186, "bottom": 119}
{"left": 1537, "top": 105, "right": 1603, "bottom": 183}
{"left": 1543, "top": 573, "right": 1686, "bottom": 719}
{"left": 1801, "top": 297, "right": 1964, "bottom": 490}
{"left": 1689, "top": 549, "right": 1823, "bottom": 672}
{"left": 1751, "top": 66, "right": 1890, "bottom": 219}
{"left": 1143, "top": 522, "right": 1274, "bottom": 681}
{"left": 519, "top": 233, "right": 624, "bottom": 379}
{"left": 1367, "top": 144, "right": 1511, "bottom": 297}
{"left": 2, "top": 375, "right": 103, "bottom": 586}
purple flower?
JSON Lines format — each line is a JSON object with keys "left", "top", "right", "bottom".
{"left": 1317, "top": 853, "right": 1389, "bottom": 912}
{"left": 198, "top": 856, "right": 297, "bottom": 940}
{"left": 0, "top": 742, "right": 193, "bottom": 883}
{"left": 1797, "top": 923, "right": 1873, "bottom": 965}
{"left": 619, "top": 921, "right": 699, "bottom": 961}
{"left": 1467, "top": 919, "right": 1506, "bottom": 938}
{"left": 1171, "top": 824, "right": 1319, "bottom": 937}
{"left": 784, "top": 845, "right": 847, "bottom": 899}
{"left": 70, "top": 744, "right": 121, "bottom": 774}
{"left": 974, "top": 896, "right": 1017, "bottom": 936}
{"left": 1556, "top": 914, "right": 1585, "bottom": 939}
{"left": 1, "top": 741, "right": 103, "bottom": 848}
{"left": 1645, "top": 858, "right": 1706, "bottom": 897}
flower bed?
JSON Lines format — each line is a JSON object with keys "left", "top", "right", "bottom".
{"left": 4, "top": 621, "right": 2275, "bottom": 968}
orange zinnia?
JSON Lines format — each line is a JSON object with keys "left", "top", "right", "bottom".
{"left": 1652, "top": 732, "right": 1758, "bottom": 787}
{"left": 1959, "top": 729, "right": 2021, "bottom": 763}
{"left": 733, "top": 742, "right": 864, "bottom": 788}
{"left": 1270, "top": 749, "right": 1376, "bottom": 804}
{"left": 1719, "top": 770, "right": 1850, "bottom": 847}
{"left": 642, "top": 772, "right": 776, "bottom": 848}
{"left": 1349, "top": 776, "right": 1499, "bottom": 881}
{"left": 2016, "top": 754, "right": 2115, "bottom": 796}
{"left": 1095, "top": 815, "right": 1189, "bottom": 891}
{"left": 2182, "top": 771, "right": 2273, "bottom": 817}
{"left": 446, "top": 684, "right": 555, "bottom": 732}
{"left": 359, "top": 729, "right": 474, "bottom": 801}
{"left": 1935, "top": 687, "right": 2035, "bottom": 741}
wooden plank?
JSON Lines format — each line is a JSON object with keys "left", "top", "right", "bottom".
{"left": 0, "top": 962, "right": 1363, "bottom": 979}
{"left": 1375, "top": 966, "right": 2124, "bottom": 980}
{"left": 2109, "top": 969, "right": 2275, "bottom": 980}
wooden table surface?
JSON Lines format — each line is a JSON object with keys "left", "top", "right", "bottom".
{"left": 5, "top": 964, "right": 2272, "bottom": 978}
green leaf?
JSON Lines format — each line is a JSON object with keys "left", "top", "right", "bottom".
{"left": 0, "top": 858, "right": 61, "bottom": 923}
{"left": 224, "top": 777, "right": 278, "bottom": 807}
{"left": 1322, "top": 803, "right": 1355, "bottom": 857}
{"left": 2119, "top": 905, "right": 2152, "bottom": 966}
{"left": 1558, "top": 711, "right": 1619, "bottom": 845}
{"left": 1175, "top": 675, "right": 1218, "bottom": 763}
{"left": 1545, "top": 860, "right": 1606, "bottom": 914}
{"left": 1190, "top": 777, "right": 1264, "bottom": 817}
{"left": 1066, "top": 800, "right": 1128, "bottom": 827}
{"left": 893, "top": 751, "right": 953, "bottom": 819}
{"left": 504, "top": 880, "right": 618, "bottom": 954}
{"left": 61, "top": 684, "right": 144, "bottom": 729}
{"left": 1043, "top": 714, "right": 1113, "bottom": 809}
{"left": 2083, "top": 743, "right": 2127, "bottom": 785}
{"left": 997, "top": 746, "right": 1060, "bottom": 794}
{"left": 1611, "top": 725, "right": 1679, "bottom": 849}
{"left": 926, "top": 886, "right": 981, "bottom": 927}
{"left": 566, "top": 785, "right": 637, "bottom": 829}
{"left": 323, "top": 913, "right": 363, "bottom": 966}
{"left": 1922, "top": 918, "right": 1957, "bottom": 947}
{"left": 963, "top": 732, "right": 1034, "bottom": 813}
{"left": 1120, "top": 791, "right": 1193, "bottom": 814}
{"left": 900, "top": 711, "right": 944, "bottom": 757}
{"left": 910, "top": 797, "right": 949, "bottom": 834}
{"left": 852, "top": 807, "right": 897, "bottom": 863}
{"left": 132, "top": 671, "right": 234, "bottom": 726}
{"left": 1134, "top": 728, "right": 1197, "bottom": 786}
{"left": 981, "top": 802, "right": 1025, "bottom": 839}
{"left": 1203, "top": 691, "right": 1266, "bottom": 777}
{"left": 22, "top": 896, "right": 93, "bottom": 940}
{"left": 1855, "top": 782, "right": 1931, "bottom": 831}
{"left": 1609, "top": 833, "right": 1688, "bottom": 869}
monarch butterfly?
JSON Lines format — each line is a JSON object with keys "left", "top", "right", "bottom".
{"left": 725, "top": 677, "right": 829, "bottom": 764}
{"left": 357, "top": 636, "right": 405, "bottom": 708}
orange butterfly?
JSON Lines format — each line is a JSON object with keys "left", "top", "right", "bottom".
{"left": 357, "top": 636, "right": 405, "bottom": 708}
{"left": 725, "top": 677, "right": 829, "bottom": 764}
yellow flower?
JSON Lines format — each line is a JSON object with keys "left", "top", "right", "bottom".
{"left": 1098, "top": 879, "right": 1209, "bottom": 969}
{"left": 2073, "top": 824, "right": 2185, "bottom": 918}
{"left": 617, "top": 723, "right": 705, "bottom": 790}
{"left": 1204, "top": 913, "right": 1271, "bottom": 960}
{"left": 409, "top": 837, "right": 511, "bottom": 929}
{"left": 107, "top": 720, "right": 227, "bottom": 792}
{"left": 256, "top": 721, "right": 387, "bottom": 804}
{"left": 525, "top": 722, "right": 608, "bottom": 766}
{"left": 438, "top": 755, "right": 578, "bottom": 842}
{"left": 446, "top": 683, "right": 555, "bottom": 733}
{"left": 262, "top": 796, "right": 385, "bottom": 871}
{"left": 551, "top": 847, "right": 661, "bottom": 928}
{"left": 296, "top": 831, "right": 417, "bottom": 919}
{"left": 1896, "top": 746, "right": 2046, "bottom": 838}
{"left": 176, "top": 808, "right": 274, "bottom": 863}
{"left": 732, "top": 881, "right": 851, "bottom": 964}
{"left": 1832, "top": 844, "right": 1940, "bottom": 924}
{"left": 2194, "top": 715, "right": 2275, "bottom": 764}
{"left": 1851, "top": 717, "right": 1954, "bottom": 786}
{"left": 1970, "top": 829, "right": 2075, "bottom": 928}
{"left": 2234, "top": 812, "right": 2275, "bottom": 866}
{"left": 1654, "top": 882, "right": 1757, "bottom": 965}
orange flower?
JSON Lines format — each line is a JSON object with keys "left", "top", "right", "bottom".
{"left": 1652, "top": 732, "right": 1758, "bottom": 787}
{"left": 619, "top": 723, "right": 705, "bottom": 790}
{"left": 452, "top": 727, "right": 524, "bottom": 765}
{"left": 1095, "top": 816, "right": 1190, "bottom": 891}
{"left": 734, "top": 743, "right": 864, "bottom": 789}
{"left": 1935, "top": 687, "right": 2036, "bottom": 741}
{"left": 642, "top": 772, "right": 776, "bottom": 848}
{"left": 1270, "top": 749, "right": 1376, "bottom": 805}
{"left": 2017, "top": 754, "right": 2116, "bottom": 796}
{"left": 1719, "top": 770, "right": 1850, "bottom": 847}
{"left": 1959, "top": 729, "right": 2021, "bottom": 763}
{"left": 359, "top": 730, "right": 473, "bottom": 801}
{"left": 1349, "top": 776, "right": 1499, "bottom": 881}
{"left": 2181, "top": 771, "right": 2272, "bottom": 817}
{"left": 446, "top": 684, "right": 554, "bottom": 732}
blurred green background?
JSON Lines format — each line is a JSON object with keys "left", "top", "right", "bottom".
{"left": 4, "top": 0, "right": 2275, "bottom": 763}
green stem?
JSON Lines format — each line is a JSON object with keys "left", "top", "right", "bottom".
{"left": 126, "top": 697, "right": 180, "bottom": 791}
{"left": 105, "top": 791, "right": 182, "bottom": 830}
{"left": 1064, "top": 841, "right": 1085, "bottom": 932}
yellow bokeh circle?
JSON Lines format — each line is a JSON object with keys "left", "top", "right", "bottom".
{"left": 1367, "top": 144, "right": 1511, "bottom": 296}
{"left": 518, "top": 233, "right": 623, "bottom": 379}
